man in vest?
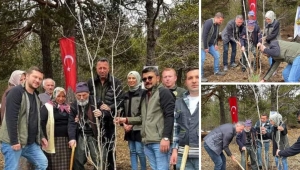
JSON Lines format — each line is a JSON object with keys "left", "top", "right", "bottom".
{"left": 170, "top": 68, "right": 199, "bottom": 169}
{"left": 258, "top": 40, "right": 300, "bottom": 82}
{"left": 115, "top": 67, "right": 175, "bottom": 170}
{"left": 0, "top": 66, "right": 48, "bottom": 170}
{"left": 201, "top": 12, "right": 226, "bottom": 82}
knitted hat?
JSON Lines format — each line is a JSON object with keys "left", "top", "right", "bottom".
{"left": 76, "top": 82, "right": 89, "bottom": 93}
{"left": 248, "top": 11, "right": 255, "bottom": 16}
{"left": 247, "top": 20, "right": 256, "bottom": 27}
{"left": 245, "top": 119, "right": 252, "bottom": 127}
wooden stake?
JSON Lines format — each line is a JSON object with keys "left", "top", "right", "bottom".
{"left": 180, "top": 145, "right": 190, "bottom": 170}
{"left": 70, "top": 145, "right": 76, "bottom": 170}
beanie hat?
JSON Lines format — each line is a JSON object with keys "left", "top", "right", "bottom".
{"left": 247, "top": 20, "right": 256, "bottom": 27}
{"left": 76, "top": 82, "right": 89, "bottom": 93}
{"left": 245, "top": 119, "right": 252, "bottom": 127}
{"left": 248, "top": 11, "right": 255, "bottom": 16}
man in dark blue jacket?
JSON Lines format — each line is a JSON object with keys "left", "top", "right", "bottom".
{"left": 203, "top": 122, "right": 245, "bottom": 170}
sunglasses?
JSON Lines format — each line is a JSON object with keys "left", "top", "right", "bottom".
{"left": 142, "top": 76, "right": 153, "bottom": 82}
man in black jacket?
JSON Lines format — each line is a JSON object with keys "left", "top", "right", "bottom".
{"left": 87, "top": 58, "right": 123, "bottom": 170}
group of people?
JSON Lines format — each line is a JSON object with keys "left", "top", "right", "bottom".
{"left": 0, "top": 58, "right": 199, "bottom": 170}
{"left": 201, "top": 10, "right": 300, "bottom": 82}
{"left": 203, "top": 112, "right": 300, "bottom": 170}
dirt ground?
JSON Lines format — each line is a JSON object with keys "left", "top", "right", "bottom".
{"left": 0, "top": 126, "right": 152, "bottom": 170}
{"left": 203, "top": 25, "right": 294, "bottom": 82}
{"left": 201, "top": 128, "right": 300, "bottom": 170}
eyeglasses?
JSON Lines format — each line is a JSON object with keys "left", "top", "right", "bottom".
{"left": 142, "top": 76, "right": 153, "bottom": 82}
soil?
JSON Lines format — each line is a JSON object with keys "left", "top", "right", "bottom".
{"left": 203, "top": 25, "right": 294, "bottom": 82}
{"left": 201, "top": 128, "right": 300, "bottom": 170}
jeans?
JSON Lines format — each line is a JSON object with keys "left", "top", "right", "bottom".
{"left": 268, "top": 57, "right": 275, "bottom": 66}
{"left": 144, "top": 143, "right": 169, "bottom": 170}
{"left": 275, "top": 156, "right": 288, "bottom": 170}
{"left": 256, "top": 140, "right": 270, "bottom": 168}
{"left": 201, "top": 45, "right": 221, "bottom": 77}
{"left": 223, "top": 40, "right": 237, "bottom": 66}
{"left": 1, "top": 142, "right": 48, "bottom": 170}
{"left": 204, "top": 142, "right": 226, "bottom": 170}
{"left": 128, "top": 140, "right": 146, "bottom": 170}
{"left": 176, "top": 155, "right": 199, "bottom": 170}
{"left": 282, "top": 56, "right": 300, "bottom": 82}
{"left": 241, "top": 146, "right": 258, "bottom": 170}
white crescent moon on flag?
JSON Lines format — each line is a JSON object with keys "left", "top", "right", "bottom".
{"left": 64, "top": 55, "right": 74, "bottom": 66}
{"left": 231, "top": 106, "right": 237, "bottom": 114}
{"left": 250, "top": 3, "right": 256, "bottom": 10}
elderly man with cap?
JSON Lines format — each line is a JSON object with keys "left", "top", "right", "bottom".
{"left": 240, "top": 19, "right": 261, "bottom": 72}
{"left": 68, "top": 82, "right": 107, "bottom": 170}
{"left": 265, "top": 113, "right": 289, "bottom": 170}
{"left": 236, "top": 120, "right": 258, "bottom": 170}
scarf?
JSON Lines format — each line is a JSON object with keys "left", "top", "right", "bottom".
{"left": 127, "top": 71, "right": 142, "bottom": 92}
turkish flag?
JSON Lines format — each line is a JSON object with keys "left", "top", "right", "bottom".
{"left": 59, "top": 37, "right": 77, "bottom": 92}
{"left": 228, "top": 96, "right": 238, "bottom": 123}
{"left": 248, "top": 0, "right": 257, "bottom": 20}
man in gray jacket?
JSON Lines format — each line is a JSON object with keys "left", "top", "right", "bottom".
{"left": 222, "top": 15, "right": 244, "bottom": 71}
{"left": 201, "top": 12, "right": 226, "bottom": 82}
{"left": 203, "top": 122, "right": 245, "bottom": 170}
{"left": 258, "top": 40, "right": 300, "bottom": 82}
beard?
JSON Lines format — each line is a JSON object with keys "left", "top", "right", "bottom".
{"left": 77, "top": 99, "right": 89, "bottom": 106}
{"left": 244, "top": 128, "right": 250, "bottom": 132}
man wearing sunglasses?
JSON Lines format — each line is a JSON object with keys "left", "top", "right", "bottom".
{"left": 115, "top": 67, "right": 175, "bottom": 170}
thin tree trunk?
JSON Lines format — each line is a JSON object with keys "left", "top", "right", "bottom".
{"left": 270, "top": 85, "right": 277, "bottom": 111}
{"left": 40, "top": 14, "right": 53, "bottom": 78}
{"left": 219, "top": 86, "right": 226, "bottom": 124}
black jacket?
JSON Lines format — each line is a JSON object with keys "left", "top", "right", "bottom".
{"left": 279, "top": 137, "right": 300, "bottom": 157}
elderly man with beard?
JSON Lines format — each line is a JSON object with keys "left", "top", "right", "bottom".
{"left": 68, "top": 82, "right": 105, "bottom": 170}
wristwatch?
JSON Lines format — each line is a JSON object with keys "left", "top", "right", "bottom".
{"left": 163, "top": 137, "right": 169, "bottom": 141}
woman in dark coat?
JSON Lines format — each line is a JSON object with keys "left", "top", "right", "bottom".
{"left": 40, "top": 87, "right": 71, "bottom": 169}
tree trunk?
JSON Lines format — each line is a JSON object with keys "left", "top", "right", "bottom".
{"left": 145, "top": 0, "right": 162, "bottom": 66}
{"left": 40, "top": 12, "right": 53, "bottom": 78}
{"left": 219, "top": 86, "right": 226, "bottom": 124}
{"left": 270, "top": 85, "right": 277, "bottom": 111}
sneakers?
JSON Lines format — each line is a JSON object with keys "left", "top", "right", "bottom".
{"left": 224, "top": 66, "right": 228, "bottom": 72}
{"left": 214, "top": 71, "right": 226, "bottom": 76}
{"left": 201, "top": 77, "right": 208, "bottom": 82}
{"left": 230, "top": 62, "right": 238, "bottom": 68}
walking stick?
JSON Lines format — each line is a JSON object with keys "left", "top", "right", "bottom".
{"left": 234, "top": 159, "right": 245, "bottom": 170}
{"left": 245, "top": 149, "right": 248, "bottom": 170}
{"left": 180, "top": 145, "right": 189, "bottom": 170}
{"left": 70, "top": 145, "right": 76, "bottom": 170}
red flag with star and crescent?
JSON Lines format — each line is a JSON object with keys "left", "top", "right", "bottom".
{"left": 248, "top": 0, "right": 257, "bottom": 20}
{"left": 59, "top": 37, "right": 77, "bottom": 92}
{"left": 229, "top": 96, "right": 238, "bottom": 123}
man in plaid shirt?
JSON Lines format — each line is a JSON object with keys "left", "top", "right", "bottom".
{"left": 170, "top": 68, "right": 199, "bottom": 169}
